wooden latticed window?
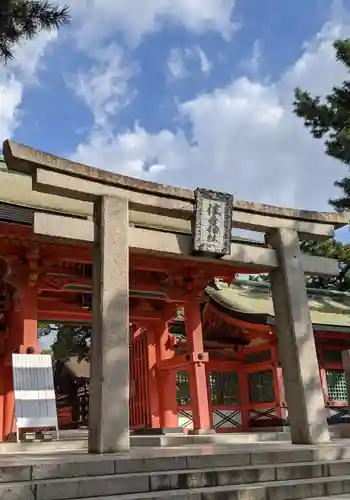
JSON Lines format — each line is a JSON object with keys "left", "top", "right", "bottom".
{"left": 326, "top": 370, "right": 348, "bottom": 401}
{"left": 209, "top": 371, "right": 239, "bottom": 406}
{"left": 176, "top": 371, "right": 191, "bottom": 405}
{"left": 248, "top": 370, "right": 274, "bottom": 403}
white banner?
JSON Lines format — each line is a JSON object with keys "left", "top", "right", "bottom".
{"left": 12, "top": 354, "right": 59, "bottom": 440}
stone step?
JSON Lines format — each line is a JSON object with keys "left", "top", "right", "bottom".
{"left": 2, "top": 459, "right": 350, "bottom": 499}
{"left": 131, "top": 427, "right": 350, "bottom": 446}
{"left": 46, "top": 474, "right": 350, "bottom": 500}
{"left": 2, "top": 428, "right": 350, "bottom": 453}
{"left": 2, "top": 426, "right": 350, "bottom": 454}
{"left": 307, "top": 497, "right": 350, "bottom": 499}
{"left": 307, "top": 496, "right": 350, "bottom": 500}
{"left": 2, "top": 446, "right": 350, "bottom": 482}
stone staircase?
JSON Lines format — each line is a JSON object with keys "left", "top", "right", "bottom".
{"left": 3, "top": 444, "right": 350, "bottom": 499}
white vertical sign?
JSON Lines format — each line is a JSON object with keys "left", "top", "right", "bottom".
{"left": 12, "top": 354, "right": 59, "bottom": 440}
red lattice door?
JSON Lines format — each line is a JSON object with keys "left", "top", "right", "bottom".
{"left": 129, "top": 329, "right": 151, "bottom": 429}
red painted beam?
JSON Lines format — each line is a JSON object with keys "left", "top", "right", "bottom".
{"left": 40, "top": 244, "right": 92, "bottom": 264}
{"left": 0, "top": 222, "right": 33, "bottom": 238}
{"left": 38, "top": 303, "right": 178, "bottom": 323}
{"left": 158, "top": 352, "right": 209, "bottom": 371}
{"left": 38, "top": 309, "right": 92, "bottom": 322}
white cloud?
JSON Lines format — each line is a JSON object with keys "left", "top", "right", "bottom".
{"left": 0, "top": 75, "right": 22, "bottom": 141}
{"left": 167, "top": 48, "right": 187, "bottom": 79}
{"left": 64, "top": 0, "right": 229, "bottom": 157}
{"left": 71, "top": 44, "right": 135, "bottom": 129}
{"left": 0, "top": 33, "right": 57, "bottom": 143}
{"left": 196, "top": 46, "right": 212, "bottom": 75}
{"left": 9, "top": 32, "right": 57, "bottom": 81}
{"left": 72, "top": 19, "right": 350, "bottom": 212}
{"left": 68, "top": 0, "right": 221, "bottom": 145}
{"left": 167, "top": 46, "right": 212, "bottom": 79}
{"left": 72, "top": 124, "right": 189, "bottom": 178}
{"left": 66, "top": 0, "right": 237, "bottom": 50}
{"left": 244, "top": 40, "right": 262, "bottom": 77}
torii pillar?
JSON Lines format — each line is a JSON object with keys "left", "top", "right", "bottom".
{"left": 14, "top": 192, "right": 130, "bottom": 453}
{"left": 268, "top": 228, "right": 330, "bottom": 444}
{"left": 88, "top": 196, "right": 130, "bottom": 453}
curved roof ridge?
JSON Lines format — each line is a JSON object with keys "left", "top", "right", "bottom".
{"left": 231, "top": 278, "right": 350, "bottom": 298}
{"left": 207, "top": 279, "right": 350, "bottom": 330}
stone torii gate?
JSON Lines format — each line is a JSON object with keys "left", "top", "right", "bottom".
{"left": 3, "top": 140, "right": 349, "bottom": 454}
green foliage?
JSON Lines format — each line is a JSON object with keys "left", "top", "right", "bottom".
{"left": 38, "top": 322, "right": 52, "bottom": 338}
{"left": 38, "top": 322, "right": 90, "bottom": 362}
{"left": 249, "top": 239, "right": 350, "bottom": 291}
{"left": 301, "top": 238, "right": 350, "bottom": 290}
{"left": 41, "top": 348, "right": 52, "bottom": 355}
{"left": 293, "top": 39, "right": 350, "bottom": 211}
{"left": 0, "top": 0, "right": 69, "bottom": 62}
{"left": 52, "top": 325, "right": 91, "bottom": 362}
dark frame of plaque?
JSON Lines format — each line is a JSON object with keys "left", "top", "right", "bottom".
{"left": 193, "top": 188, "right": 233, "bottom": 256}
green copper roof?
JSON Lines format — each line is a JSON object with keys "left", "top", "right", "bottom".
{"left": 206, "top": 280, "right": 350, "bottom": 331}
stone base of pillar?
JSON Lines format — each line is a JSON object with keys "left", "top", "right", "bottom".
{"left": 299, "top": 426, "right": 330, "bottom": 445}
{"left": 132, "top": 428, "right": 184, "bottom": 435}
{"left": 188, "top": 429, "right": 216, "bottom": 435}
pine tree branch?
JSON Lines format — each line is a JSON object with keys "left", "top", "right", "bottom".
{"left": 0, "top": 0, "right": 70, "bottom": 62}
{"left": 294, "top": 39, "right": 350, "bottom": 211}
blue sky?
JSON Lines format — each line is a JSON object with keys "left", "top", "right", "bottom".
{"left": 0, "top": 0, "right": 349, "bottom": 242}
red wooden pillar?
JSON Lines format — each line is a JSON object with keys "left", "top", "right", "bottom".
{"left": 317, "top": 347, "right": 329, "bottom": 405}
{"left": 146, "top": 325, "right": 160, "bottom": 429}
{"left": 156, "top": 321, "right": 178, "bottom": 429}
{"left": 319, "top": 367, "right": 329, "bottom": 405}
{"left": 275, "top": 366, "right": 286, "bottom": 425}
{"left": 0, "top": 356, "right": 4, "bottom": 441}
{"left": 3, "top": 284, "right": 39, "bottom": 440}
{"left": 271, "top": 344, "right": 286, "bottom": 426}
{"left": 3, "top": 358, "right": 14, "bottom": 440}
{"left": 238, "top": 369, "right": 250, "bottom": 430}
{"left": 184, "top": 299, "right": 211, "bottom": 432}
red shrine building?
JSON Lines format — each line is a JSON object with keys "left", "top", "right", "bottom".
{"left": 53, "top": 279, "right": 350, "bottom": 435}
{"left": 0, "top": 143, "right": 349, "bottom": 447}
